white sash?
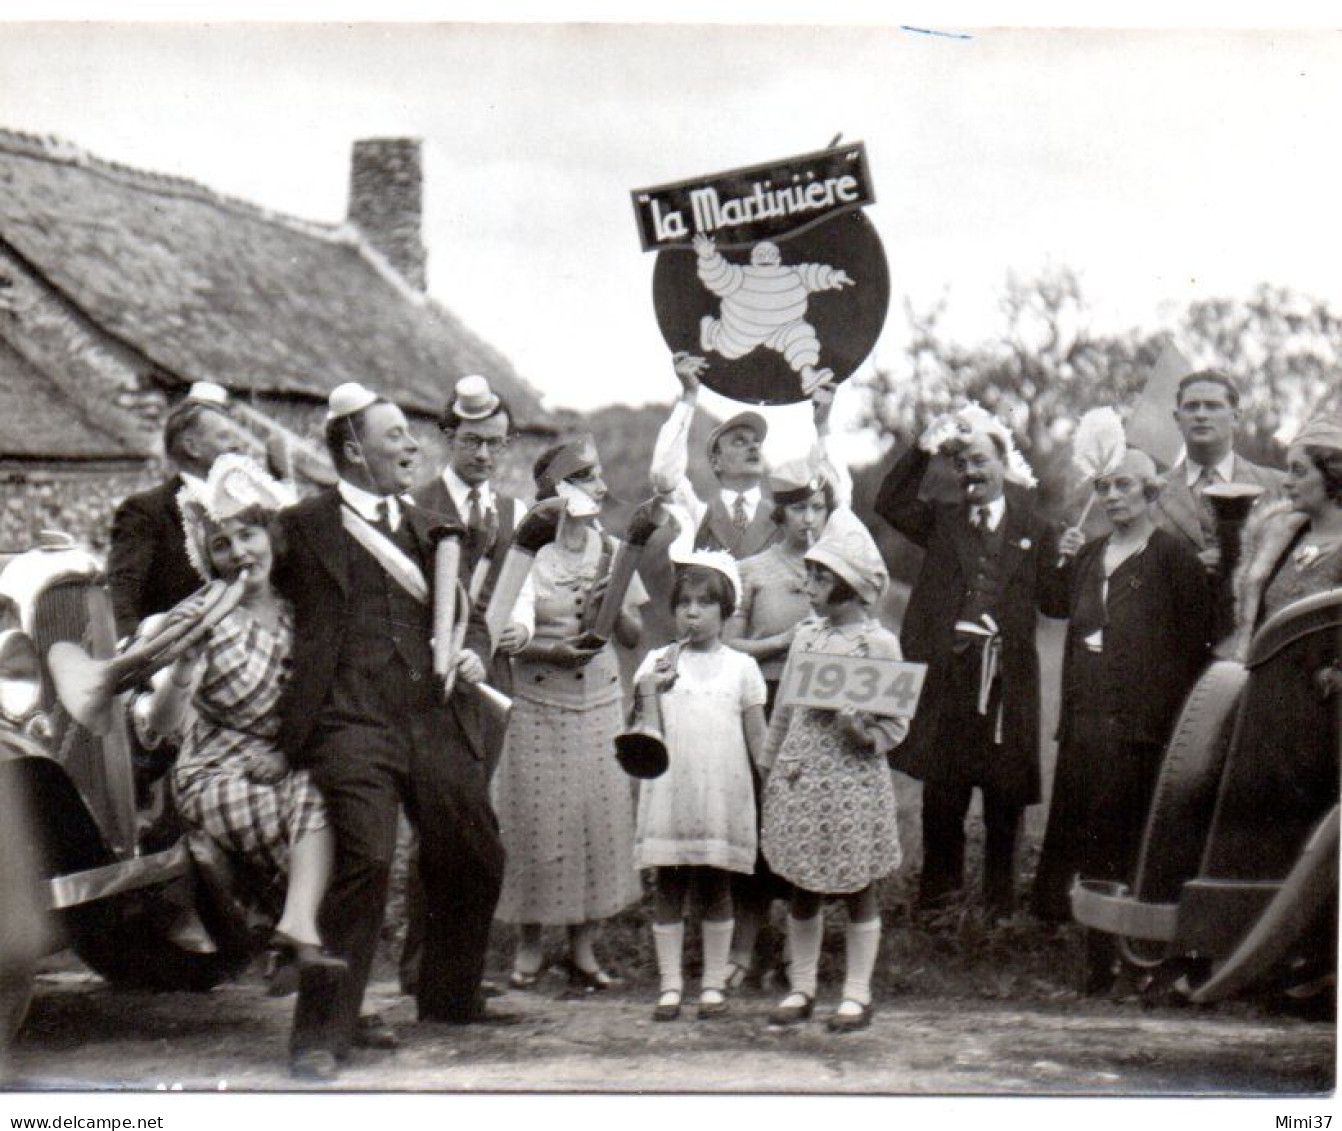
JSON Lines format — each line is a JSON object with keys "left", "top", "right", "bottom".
{"left": 340, "top": 505, "right": 430, "bottom": 605}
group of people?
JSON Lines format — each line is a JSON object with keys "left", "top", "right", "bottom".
{"left": 102, "top": 355, "right": 1341, "bottom": 1077}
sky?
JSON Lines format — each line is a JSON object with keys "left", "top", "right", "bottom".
{"left": 0, "top": 12, "right": 1338, "bottom": 461}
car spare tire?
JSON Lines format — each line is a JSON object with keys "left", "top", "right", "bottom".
{"left": 1123, "top": 660, "right": 1249, "bottom": 964}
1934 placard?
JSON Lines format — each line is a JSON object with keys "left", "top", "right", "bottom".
{"left": 779, "top": 651, "right": 927, "bottom": 718}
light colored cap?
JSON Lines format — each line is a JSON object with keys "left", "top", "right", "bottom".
{"left": 707, "top": 410, "right": 767, "bottom": 458}
{"left": 186, "top": 381, "right": 229, "bottom": 407}
{"left": 804, "top": 507, "right": 888, "bottom": 606}
{"left": 451, "top": 374, "right": 501, "bottom": 422}
{"left": 326, "top": 382, "right": 378, "bottom": 423}
{"left": 767, "top": 456, "right": 825, "bottom": 501}
{"left": 672, "top": 550, "right": 743, "bottom": 615}
{"left": 535, "top": 435, "right": 599, "bottom": 496}
{"left": 1292, "top": 413, "right": 1342, "bottom": 453}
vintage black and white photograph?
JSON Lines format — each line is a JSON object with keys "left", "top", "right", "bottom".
{"left": 0, "top": 4, "right": 1337, "bottom": 1119}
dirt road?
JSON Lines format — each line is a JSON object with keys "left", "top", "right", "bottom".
{"left": 7, "top": 969, "right": 1333, "bottom": 1095}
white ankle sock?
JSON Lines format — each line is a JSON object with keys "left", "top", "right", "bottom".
{"left": 842, "top": 917, "right": 882, "bottom": 1006}
{"left": 700, "top": 918, "right": 735, "bottom": 992}
{"left": 786, "top": 914, "right": 823, "bottom": 999}
{"left": 652, "top": 921, "right": 685, "bottom": 995}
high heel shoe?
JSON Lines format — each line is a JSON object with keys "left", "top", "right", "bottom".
{"left": 508, "top": 965, "right": 546, "bottom": 990}
{"left": 267, "top": 938, "right": 347, "bottom": 998}
{"left": 272, "top": 933, "right": 348, "bottom": 972}
{"left": 561, "top": 958, "right": 625, "bottom": 997}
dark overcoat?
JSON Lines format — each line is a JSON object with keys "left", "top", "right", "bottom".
{"left": 874, "top": 446, "right": 1058, "bottom": 806}
{"left": 107, "top": 476, "right": 201, "bottom": 638}
{"left": 1052, "top": 527, "right": 1212, "bottom": 747}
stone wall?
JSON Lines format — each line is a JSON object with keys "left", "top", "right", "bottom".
{"left": 0, "top": 464, "right": 158, "bottom": 554}
{"left": 0, "top": 393, "right": 554, "bottom": 558}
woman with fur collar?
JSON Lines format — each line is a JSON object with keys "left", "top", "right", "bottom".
{"left": 1225, "top": 414, "right": 1342, "bottom": 663}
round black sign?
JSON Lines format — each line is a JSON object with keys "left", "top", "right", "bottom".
{"left": 650, "top": 210, "right": 889, "bottom": 406}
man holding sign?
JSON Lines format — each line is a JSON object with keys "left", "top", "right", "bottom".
{"left": 875, "top": 404, "right": 1059, "bottom": 920}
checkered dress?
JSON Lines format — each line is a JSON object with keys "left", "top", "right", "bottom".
{"left": 172, "top": 603, "right": 326, "bottom": 915}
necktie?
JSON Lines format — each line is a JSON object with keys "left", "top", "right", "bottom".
{"left": 971, "top": 504, "right": 990, "bottom": 531}
{"left": 732, "top": 494, "right": 749, "bottom": 533}
{"left": 376, "top": 498, "right": 394, "bottom": 535}
{"left": 466, "top": 486, "right": 483, "bottom": 532}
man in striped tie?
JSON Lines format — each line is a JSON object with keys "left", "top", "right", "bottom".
{"left": 1152, "top": 370, "right": 1284, "bottom": 637}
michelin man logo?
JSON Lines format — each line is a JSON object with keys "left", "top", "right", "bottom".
{"left": 693, "top": 234, "right": 855, "bottom": 396}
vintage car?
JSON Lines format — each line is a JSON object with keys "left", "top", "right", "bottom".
{"left": 0, "top": 533, "right": 254, "bottom": 1038}
{"left": 1072, "top": 586, "right": 1340, "bottom": 1005}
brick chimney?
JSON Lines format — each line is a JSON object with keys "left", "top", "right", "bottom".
{"left": 347, "top": 137, "right": 427, "bottom": 290}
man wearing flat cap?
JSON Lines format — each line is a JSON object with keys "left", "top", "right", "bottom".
{"left": 108, "top": 381, "right": 244, "bottom": 638}
{"left": 275, "top": 383, "right": 506, "bottom": 1081}
{"left": 650, "top": 351, "right": 847, "bottom": 559}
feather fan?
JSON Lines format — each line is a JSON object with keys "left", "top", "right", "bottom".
{"left": 1071, "top": 407, "right": 1127, "bottom": 479}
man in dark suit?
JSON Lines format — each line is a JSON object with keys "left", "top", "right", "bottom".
{"left": 1152, "top": 370, "right": 1284, "bottom": 638}
{"left": 107, "top": 382, "right": 244, "bottom": 638}
{"left": 410, "top": 374, "right": 533, "bottom": 720}
{"left": 275, "top": 383, "right": 505, "bottom": 1081}
{"left": 399, "top": 374, "right": 531, "bottom": 996}
{"left": 876, "top": 408, "right": 1059, "bottom": 918}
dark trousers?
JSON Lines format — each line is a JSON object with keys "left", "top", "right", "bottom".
{"left": 399, "top": 670, "right": 509, "bottom": 996}
{"left": 919, "top": 781, "right": 1022, "bottom": 916}
{"left": 292, "top": 683, "right": 503, "bottom": 1057}
{"left": 917, "top": 641, "right": 1027, "bottom": 916}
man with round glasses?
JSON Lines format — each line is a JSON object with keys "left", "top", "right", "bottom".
{"left": 400, "top": 374, "right": 534, "bottom": 996}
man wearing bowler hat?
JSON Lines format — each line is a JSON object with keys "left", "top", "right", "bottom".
{"left": 276, "top": 382, "right": 506, "bottom": 1081}
{"left": 399, "top": 373, "right": 533, "bottom": 996}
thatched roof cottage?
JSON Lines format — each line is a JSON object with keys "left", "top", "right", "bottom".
{"left": 0, "top": 130, "right": 548, "bottom": 548}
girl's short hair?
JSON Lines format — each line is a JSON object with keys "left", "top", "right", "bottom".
{"left": 807, "top": 561, "right": 860, "bottom": 607}
{"left": 770, "top": 480, "right": 837, "bottom": 527}
{"left": 669, "top": 564, "right": 736, "bottom": 618}
{"left": 1304, "top": 445, "right": 1342, "bottom": 504}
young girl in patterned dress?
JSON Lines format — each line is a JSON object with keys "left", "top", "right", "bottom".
{"left": 632, "top": 553, "right": 768, "bottom": 1021}
{"left": 760, "top": 509, "right": 907, "bottom": 1031}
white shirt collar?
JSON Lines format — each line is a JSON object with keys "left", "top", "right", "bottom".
{"left": 970, "top": 495, "right": 1007, "bottom": 532}
{"left": 440, "top": 465, "right": 493, "bottom": 516}
{"left": 719, "top": 485, "right": 762, "bottom": 515}
{"left": 1186, "top": 451, "right": 1236, "bottom": 487}
{"left": 338, "top": 479, "right": 400, "bottom": 529}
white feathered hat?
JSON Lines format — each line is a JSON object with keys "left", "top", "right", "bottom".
{"left": 178, "top": 454, "right": 297, "bottom": 580}
{"left": 921, "top": 401, "right": 1038, "bottom": 489}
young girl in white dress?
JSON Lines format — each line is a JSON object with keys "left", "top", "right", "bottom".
{"left": 760, "top": 509, "right": 908, "bottom": 1032}
{"left": 632, "top": 553, "right": 768, "bottom": 1021}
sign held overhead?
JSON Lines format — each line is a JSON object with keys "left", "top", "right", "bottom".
{"left": 632, "top": 143, "right": 889, "bottom": 406}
